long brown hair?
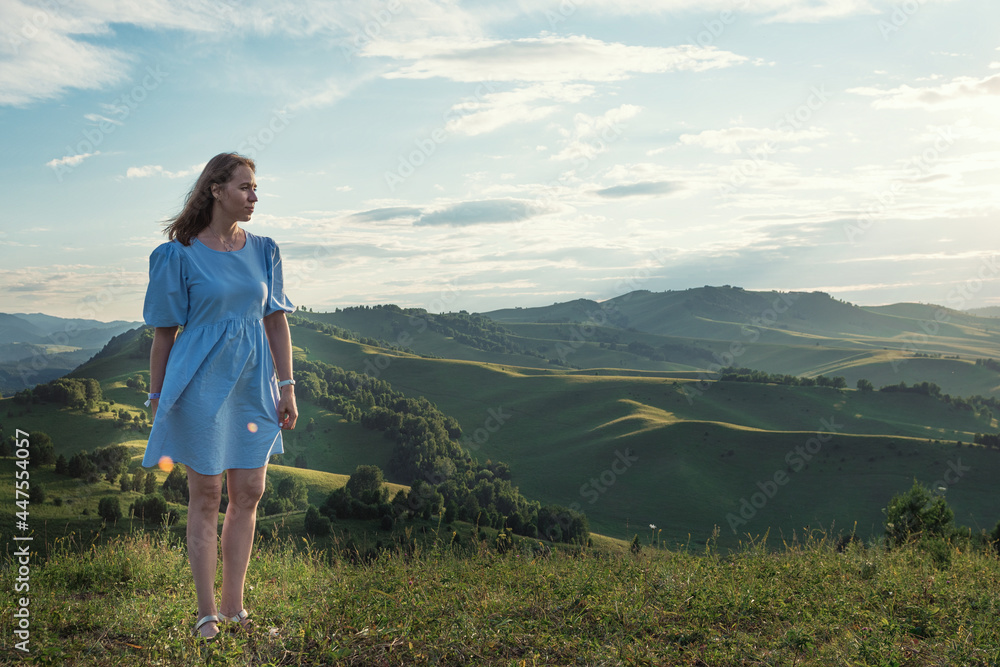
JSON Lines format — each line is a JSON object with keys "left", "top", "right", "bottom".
{"left": 163, "top": 153, "right": 256, "bottom": 245}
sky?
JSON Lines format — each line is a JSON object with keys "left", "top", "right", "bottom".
{"left": 1, "top": 0, "right": 998, "bottom": 323}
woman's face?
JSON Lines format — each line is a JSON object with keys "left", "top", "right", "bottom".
{"left": 214, "top": 164, "right": 258, "bottom": 222}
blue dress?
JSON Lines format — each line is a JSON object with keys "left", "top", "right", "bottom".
{"left": 141, "top": 230, "right": 296, "bottom": 475}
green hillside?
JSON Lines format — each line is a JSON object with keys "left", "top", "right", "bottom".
{"left": 7, "top": 287, "right": 1000, "bottom": 554}
{"left": 294, "top": 337, "right": 1000, "bottom": 548}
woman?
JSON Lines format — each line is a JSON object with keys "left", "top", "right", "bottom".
{"left": 141, "top": 152, "right": 298, "bottom": 639}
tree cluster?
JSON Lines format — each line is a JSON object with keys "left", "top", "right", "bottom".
{"left": 129, "top": 494, "right": 177, "bottom": 525}
{"left": 3, "top": 431, "right": 56, "bottom": 467}
{"left": 717, "top": 367, "right": 847, "bottom": 388}
{"left": 878, "top": 382, "right": 998, "bottom": 420}
{"left": 418, "top": 310, "right": 525, "bottom": 355}
{"left": 974, "top": 433, "right": 1000, "bottom": 449}
{"left": 258, "top": 473, "right": 309, "bottom": 516}
{"left": 976, "top": 358, "right": 1000, "bottom": 373}
{"left": 55, "top": 444, "right": 131, "bottom": 484}
{"left": 14, "top": 377, "right": 102, "bottom": 408}
{"left": 292, "top": 353, "right": 588, "bottom": 545}
{"left": 879, "top": 381, "right": 942, "bottom": 397}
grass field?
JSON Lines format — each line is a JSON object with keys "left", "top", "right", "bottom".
{"left": 8, "top": 525, "right": 1000, "bottom": 665}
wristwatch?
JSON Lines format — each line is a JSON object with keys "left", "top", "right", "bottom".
{"left": 277, "top": 378, "right": 296, "bottom": 388}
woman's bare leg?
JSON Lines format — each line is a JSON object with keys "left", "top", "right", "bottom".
{"left": 186, "top": 467, "right": 224, "bottom": 637}
{"left": 220, "top": 466, "right": 267, "bottom": 624}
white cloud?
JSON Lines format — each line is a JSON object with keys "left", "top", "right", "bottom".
{"left": 368, "top": 35, "right": 750, "bottom": 82}
{"left": 126, "top": 164, "right": 204, "bottom": 179}
{"left": 839, "top": 251, "right": 991, "bottom": 263}
{"left": 849, "top": 73, "right": 1000, "bottom": 110}
{"left": 46, "top": 151, "right": 100, "bottom": 169}
{"left": 446, "top": 82, "right": 595, "bottom": 136}
{"left": 0, "top": 1, "right": 131, "bottom": 106}
{"left": 550, "top": 104, "right": 643, "bottom": 162}
{"left": 83, "top": 113, "right": 123, "bottom": 126}
{"left": 287, "top": 78, "right": 348, "bottom": 111}
{"left": 566, "top": 0, "right": 915, "bottom": 23}
{"left": 679, "top": 126, "right": 828, "bottom": 154}
{"left": 0, "top": 0, "right": 483, "bottom": 108}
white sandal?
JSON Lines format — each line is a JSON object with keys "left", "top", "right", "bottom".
{"left": 220, "top": 608, "right": 251, "bottom": 631}
{"left": 193, "top": 614, "right": 220, "bottom": 639}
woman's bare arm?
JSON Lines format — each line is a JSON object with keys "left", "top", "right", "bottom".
{"left": 264, "top": 310, "right": 297, "bottom": 429}
{"left": 149, "top": 326, "right": 178, "bottom": 422}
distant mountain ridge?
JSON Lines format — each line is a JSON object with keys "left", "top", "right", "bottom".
{"left": 481, "top": 287, "right": 997, "bottom": 344}
{"left": 0, "top": 312, "right": 142, "bottom": 394}
{"left": 968, "top": 306, "right": 1000, "bottom": 319}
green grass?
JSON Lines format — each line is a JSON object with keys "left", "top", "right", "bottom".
{"left": 9, "top": 527, "right": 1000, "bottom": 665}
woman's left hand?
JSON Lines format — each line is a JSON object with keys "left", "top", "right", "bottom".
{"left": 278, "top": 386, "right": 298, "bottom": 429}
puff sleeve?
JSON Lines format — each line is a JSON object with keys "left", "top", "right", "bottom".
{"left": 264, "top": 238, "right": 296, "bottom": 317}
{"left": 143, "top": 242, "right": 189, "bottom": 327}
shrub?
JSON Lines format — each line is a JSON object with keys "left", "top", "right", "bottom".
{"left": 130, "top": 494, "right": 169, "bottom": 525}
{"left": 304, "top": 505, "right": 332, "bottom": 537}
{"left": 885, "top": 480, "right": 955, "bottom": 547}
{"left": 346, "top": 465, "right": 389, "bottom": 506}
{"left": 98, "top": 497, "right": 122, "bottom": 524}
{"left": 29, "top": 483, "right": 46, "bottom": 504}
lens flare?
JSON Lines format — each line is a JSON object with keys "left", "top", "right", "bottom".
{"left": 158, "top": 456, "right": 174, "bottom": 472}
{"left": 247, "top": 422, "right": 258, "bottom": 433}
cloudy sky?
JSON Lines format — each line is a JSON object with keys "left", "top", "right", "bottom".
{"left": 1, "top": 0, "right": 998, "bottom": 322}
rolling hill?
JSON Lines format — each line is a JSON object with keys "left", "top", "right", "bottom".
{"left": 7, "top": 287, "right": 1000, "bottom": 551}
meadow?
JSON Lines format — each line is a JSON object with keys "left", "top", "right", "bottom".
{"left": 7, "top": 524, "right": 1000, "bottom": 666}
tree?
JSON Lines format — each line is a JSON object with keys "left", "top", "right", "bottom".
{"left": 29, "top": 483, "right": 46, "bottom": 504}
{"left": 276, "top": 475, "right": 309, "bottom": 509}
{"left": 162, "top": 465, "right": 189, "bottom": 503}
{"left": 28, "top": 432, "right": 55, "bottom": 468}
{"left": 884, "top": 480, "right": 955, "bottom": 547}
{"left": 68, "top": 452, "right": 96, "bottom": 479}
{"left": 304, "top": 505, "right": 331, "bottom": 537}
{"left": 98, "top": 497, "right": 122, "bottom": 524}
{"left": 126, "top": 374, "right": 147, "bottom": 392}
{"left": 130, "top": 494, "right": 170, "bottom": 524}
{"left": 345, "top": 465, "right": 389, "bottom": 506}
{"left": 857, "top": 379, "right": 874, "bottom": 393}
{"left": 144, "top": 470, "right": 157, "bottom": 495}
{"left": 444, "top": 500, "right": 458, "bottom": 524}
